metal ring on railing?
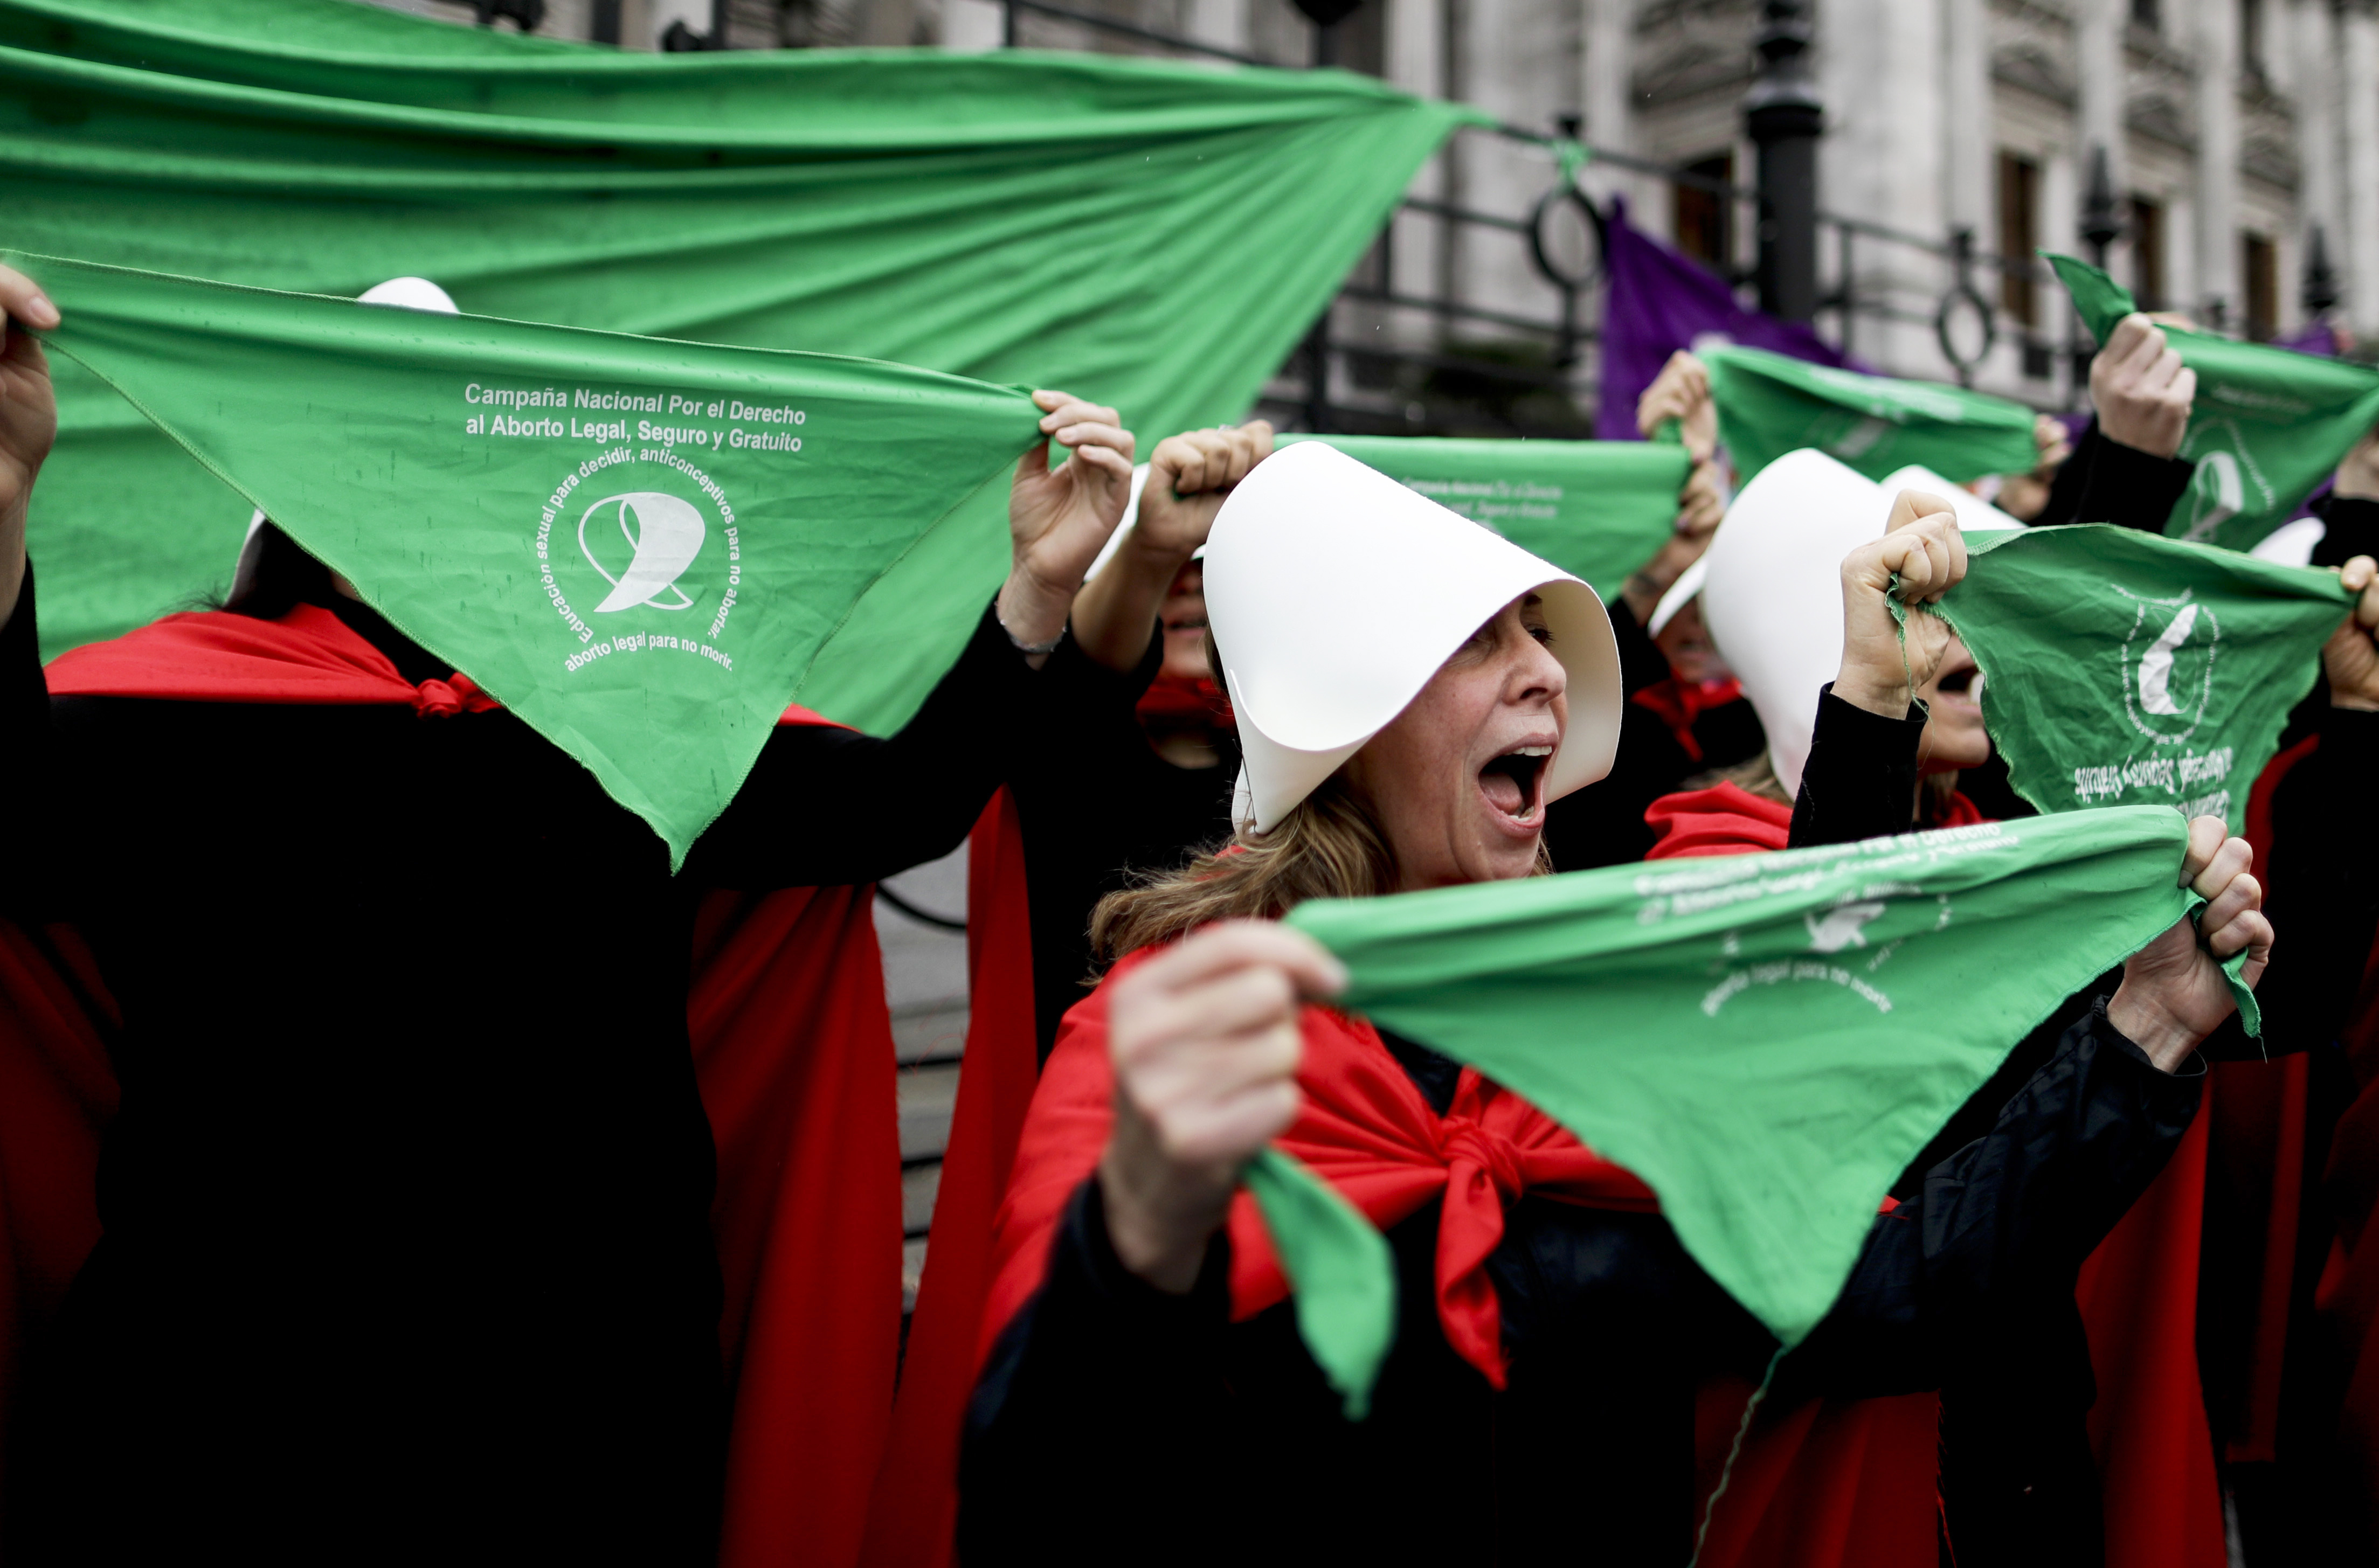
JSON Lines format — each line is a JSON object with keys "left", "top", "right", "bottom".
{"left": 1527, "top": 183, "right": 1605, "bottom": 293}
{"left": 1933, "top": 226, "right": 1997, "bottom": 385}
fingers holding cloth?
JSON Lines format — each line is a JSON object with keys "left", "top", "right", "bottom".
{"left": 1832, "top": 489, "right": 1969, "bottom": 717}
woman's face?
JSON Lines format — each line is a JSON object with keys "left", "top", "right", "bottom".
{"left": 1916, "top": 633, "right": 1991, "bottom": 773}
{"left": 1160, "top": 560, "right": 1210, "bottom": 683}
{"left": 1341, "top": 592, "right": 1567, "bottom": 891}
{"left": 1652, "top": 598, "right": 1730, "bottom": 685}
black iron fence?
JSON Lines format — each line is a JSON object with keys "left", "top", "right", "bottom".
{"left": 989, "top": 0, "right": 2071, "bottom": 436}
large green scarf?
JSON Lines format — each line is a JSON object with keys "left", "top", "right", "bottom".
{"left": 1276, "top": 433, "right": 1689, "bottom": 600}
{"left": 0, "top": 0, "right": 1476, "bottom": 734}
{"left": 20, "top": 253, "right": 1042, "bottom": 869}
{"left": 2047, "top": 253, "right": 2379, "bottom": 551}
{"left": 1263, "top": 804, "right": 2244, "bottom": 1413}
{"left": 1701, "top": 343, "right": 2039, "bottom": 484}
{"left": 1933, "top": 525, "right": 2350, "bottom": 836}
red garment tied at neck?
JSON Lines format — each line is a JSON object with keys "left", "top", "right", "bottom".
{"left": 1629, "top": 675, "right": 1742, "bottom": 764}
{"left": 984, "top": 948, "right": 1656, "bottom": 1389}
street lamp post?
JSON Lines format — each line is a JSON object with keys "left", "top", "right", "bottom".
{"left": 1743, "top": 1, "right": 1823, "bottom": 322}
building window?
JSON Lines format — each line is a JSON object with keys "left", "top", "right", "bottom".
{"left": 2243, "top": 232, "right": 2278, "bottom": 340}
{"left": 2131, "top": 196, "right": 2167, "bottom": 310}
{"left": 1997, "top": 152, "right": 2040, "bottom": 327}
{"left": 1673, "top": 154, "right": 1734, "bottom": 274}
{"left": 2131, "top": 0, "right": 2160, "bottom": 29}
{"left": 2242, "top": 0, "right": 2265, "bottom": 74}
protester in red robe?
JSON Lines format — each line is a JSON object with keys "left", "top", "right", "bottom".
{"left": 0, "top": 263, "right": 1152, "bottom": 1564}
{"left": 961, "top": 440, "right": 2270, "bottom": 1565}
{"left": 1645, "top": 452, "right": 2379, "bottom": 1564}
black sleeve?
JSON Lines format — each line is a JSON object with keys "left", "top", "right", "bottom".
{"left": 1609, "top": 596, "right": 1671, "bottom": 698}
{"left": 1786, "top": 683, "right": 1928, "bottom": 848}
{"left": 2030, "top": 419, "right": 2097, "bottom": 528}
{"left": 2311, "top": 494, "right": 2379, "bottom": 567}
{"left": 2068, "top": 433, "right": 2196, "bottom": 534}
{"left": 2254, "top": 705, "right": 2379, "bottom": 1054}
{"left": 959, "top": 1176, "right": 1236, "bottom": 1562}
{"left": 1779, "top": 1000, "right": 2204, "bottom": 1399}
{"left": 682, "top": 601, "right": 1048, "bottom": 888}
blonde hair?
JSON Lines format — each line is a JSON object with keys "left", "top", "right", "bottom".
{"left": 1089, "top": 771, "right": 1554, "bottom": 964}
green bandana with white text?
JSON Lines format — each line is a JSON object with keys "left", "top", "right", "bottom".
{"left": 19, "top": 253, "right": 1041, "bottom": 869}
{"left": 1275, "top": 433, "right": 1690, "bottom": 600}
{"left": 1270, "top": 804, "right": 2249, "bottom": 1411}
{"left": 1932, "top": 524, "right": 2351, "bottom": 836}
{"left": 1701, "top": 343, "right": 2040, "bottom": 485}
{"left": 2047, "top": 253, "right": 2379, "bottom": 551}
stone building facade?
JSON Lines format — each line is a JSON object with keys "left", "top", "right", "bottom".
{"left": 372, "top": 0, "right": 2379, "bottom": 415}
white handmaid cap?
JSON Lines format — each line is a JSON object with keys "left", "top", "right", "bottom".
{"left": 231, "top": 277, "right": 461, "bottom": 596}
{"left": 1202, "top": 440, "right": 1623, "bottom": 832}
{"left": 1700, "top": 448, "right": 2022, "bottom": 796}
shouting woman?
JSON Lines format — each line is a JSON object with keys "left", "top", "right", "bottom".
{"left": 960, "top": 440, "right": 2271, "bottom": 1565}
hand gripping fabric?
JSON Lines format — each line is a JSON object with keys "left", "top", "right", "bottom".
{"left": 1274, "top": 806, "right": 2248, "bottom": 1411}
{"left": 2048, "top": 252, "right": 2379, "bottom": 551}
{"left": 1930, "top": 524, "right": 2352, "bottom": 837}
{"left": 17, "top": 253, "right": 1042, "bottom": 868}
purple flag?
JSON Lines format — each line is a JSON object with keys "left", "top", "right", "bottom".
{"left": 2278, "top": 318, "right": 2339, "bottom": 357}
{"left": 1595, "top": 195, "right": 1856, "bottom": 441}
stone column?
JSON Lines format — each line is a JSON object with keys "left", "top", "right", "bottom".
{"left": 2345, "top": 3, "right": 2379, "bottom": 335}
{"left": 2074, "top": 0, "right": 2127, "bottom": 278}
{"left": 2193, "top": 0, "right": 2241, "bottom": 328}
{"left": 1186, "top": 0, "right": 1250, "bottom": 55}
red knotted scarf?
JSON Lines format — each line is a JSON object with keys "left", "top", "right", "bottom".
{"left": 1630, "top": 675, "right": 1744, "bottom": 764}
{"left": 982, "top": 947, "right": 1655, "bottom": 1389}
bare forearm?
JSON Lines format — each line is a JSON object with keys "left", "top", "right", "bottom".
{"left": 1068, "top": 539, "right": 1186, "bottom": 673}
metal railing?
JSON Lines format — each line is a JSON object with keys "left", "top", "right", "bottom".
{"left": 990, "top": 0, "right": 2060, "bottom": 432}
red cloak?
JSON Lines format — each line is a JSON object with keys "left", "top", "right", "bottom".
{"left": 0, "top": 603, "right": 1019, "bottom": 1568}
{"left": 1643, "top": 781, "right": 2227, "bottom": 1567}
{"left": 976, "top": 943, "right": 1943, "bottom": 1568}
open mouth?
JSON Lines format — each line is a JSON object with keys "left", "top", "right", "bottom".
{"left": 1164, "top": 613, "right": 1208, "bottom": 635}
{"left": 1478, "top": 742, "right": 1554, "bottom": 828}
{"left": 1932, "top": 657, "right": 1981, "bottom": 709}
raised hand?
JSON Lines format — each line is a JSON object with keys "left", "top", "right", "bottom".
{"left": 2322, "top": 554, "right": 2379, "bottom": 711}
{"left": 1133, "top": 421, "right": 1274, "bottom": 561}
{"left": 2091, "top": 313, "right": 2196, "bottom": 461}
{"left": 0, "top": 262, "right": 59, "bottom": 630}
{"left": 997, "top": 388, "right": 1136, "bottom": 658}
{"left": 1098, "top": 920, "right": 1345, "bottom": 1292}
{"left": 2108, "top": 816, "right": 2272, "bottom": 1070}
{"left": 1636, "top": 350, "right": 1716, "bottom": 463}
{"left": 1831, "top": 489, "right": 1968, "bottom": 718}
{"left": 1068, "top": 418, "right": 1271, "bottom": 673}
{"left": 1620, "top": 457, "right": 1726, "bottom": 625}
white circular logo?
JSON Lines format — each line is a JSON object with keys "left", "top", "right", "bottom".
{"left": 2118, "top": 586, "right": 2219, "bottom": 743}
{"left": 578, "top": 490, "right": 706, "bottom": 613}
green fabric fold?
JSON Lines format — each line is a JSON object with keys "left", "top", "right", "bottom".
{"left": 2045, "top": 253, "right": 2379, "bottom": 551}
{"left": 1933, "top": 525, "right": 2349, "bottom": 839}
{"left": 1242, "top": 1146, "right": 1399, "bottom": 1420}
{"left": 1700, "top": 343, "right": 2038, "bottom": 485}
{"left": 0, "top": 0, "right": 1478, "bottom": 731}
{"left": 1275, "top": 433, "right": 1688, "bottom": 600}
{"left": 18, "top": 252, "right": 1042, "bottom": 870}
{"left": 1284, "top": 805, "right": 2231, "bottom": 1382}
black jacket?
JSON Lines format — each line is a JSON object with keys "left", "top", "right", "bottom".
{"left": 0, "top": 571, "right": 1067, "bottom": 1565}
{"left": 960, "top": 1003, "right": 2198, "bottom": 1567}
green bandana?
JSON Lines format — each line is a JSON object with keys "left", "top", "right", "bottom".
{"left": 1275, "top": 433, "right": 1690, "bottom": 600}
{"left": 1701, "top": 343, "right": 2040, "bottom": 485}
{"left": 1269, "top": 804, "right": 2245, "bottom": 1413}
{"left": 2046, "top": 253, "right": 2379, "bottom": 551}
{"left": 1931, "top": 524, "right": 2351, "bottom": 836}
{"left": 0, "top": 0, "right": 1476, "bottom": 732}
{"left": 19, "top": 253, "right": 1040, "bottom": 869}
